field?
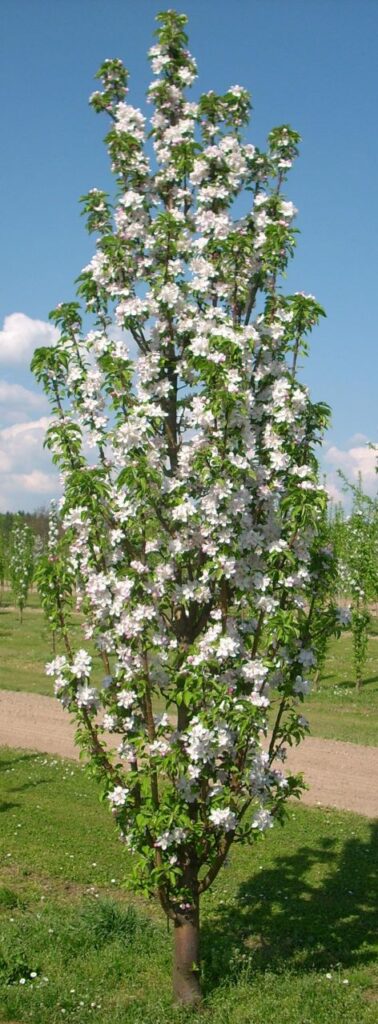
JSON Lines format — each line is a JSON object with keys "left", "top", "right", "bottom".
{"left": 1, "top": 593, "right": 378, "bottom": 1022}
{"left": 1, "top": 592, "right": 377, "bottom": 746}
{"left": 1, "top": 747, "right": 378, "bottom": 1024}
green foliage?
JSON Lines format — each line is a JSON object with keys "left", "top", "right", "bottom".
{"left": 0, "top": 510, "right": 48, "bottom": 588}
{"left": 0, "top": 531, "right": 5, "bottom": 587}
{"left": 330, "top": 477, "right": 378, "bottom": 689}
{"left": 34, "top": 501, "right": 75, "bottom": 640}
{"left": 9, "top": 518, "right": 34, "bottom": 621}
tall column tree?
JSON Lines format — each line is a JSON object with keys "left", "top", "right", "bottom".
{"left": 33, "top": 10, "right": 336, "bottom": 1005}
{"left": 9, "top": 519, "right": 34, "bottom": 623}
{"left": 332, "top": 477, "right": 378, "bottom": 690}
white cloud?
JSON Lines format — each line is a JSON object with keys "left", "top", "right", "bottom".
{"left": 0, "top": 312, "right": 58, "bottom": 364}
{"left": 0, "top": 416, "right": 60, "bottom": 511}
{"left": 0, "top": 379, "right": 48, "bottom": 424}
{"left": 0, "top": 415, "right": 51, "bottom": 443}
{"left": 325, "top": 443, "right": 377, "bottom": 483}
{"left": 324, "top": 479, "right": 344, "bottom": 505}
{"left": 17, "top": 470, "right": 57, "bottom": 494}
{"left": 0, "top": 450, "right": 12, "bottom": 472}
{"left": 323, "top": 440, "right": 378, "bottom": 504}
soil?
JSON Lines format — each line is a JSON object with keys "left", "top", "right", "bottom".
{"left": 0, "top": 690, "right": 377, "bottom": 818}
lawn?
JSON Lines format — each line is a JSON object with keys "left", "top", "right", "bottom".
{"left": 305, "top": 620, "right": 378, "bottom": 746}
{"left": 0, "top": 594, "right": 101, "bottom": 697}
{"left": 1, "top": 595, "right": 377, "bottom": 746}
{"left": 0, "top": 746, "right": 377, "bottom": 1023}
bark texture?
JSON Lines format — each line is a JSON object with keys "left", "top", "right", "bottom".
{"left": 173, "top": 904, "right": 202, "bottom": 1006}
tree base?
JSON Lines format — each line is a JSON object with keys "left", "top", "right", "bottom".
{"left": 173, "top": 912, "right": 202, "bottom": 1006}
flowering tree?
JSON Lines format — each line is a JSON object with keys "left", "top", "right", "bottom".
{"left": 332, "top": 478, "right": 378, "bottom": 690}
{"left": 32, "top": 10, "right": 336, "bottom": 1004}
{"left": 0, "top": 532, "right": 5, "bottom": 594}
{"left": 9, "top": 519, "right": 34, "bottom": 623}
{"left": 35, "top": 500, "right": 74, "bottom": 655}
{"left": 307, "top": 505, "right": 349, "bottom": 690}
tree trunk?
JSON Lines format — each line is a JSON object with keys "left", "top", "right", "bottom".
{"left": 173, "top": 902, "right": 202, "bottom": 1006}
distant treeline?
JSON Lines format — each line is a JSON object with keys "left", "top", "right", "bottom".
{"left": 0, "top": 508, "right": 50, "bottom": 546}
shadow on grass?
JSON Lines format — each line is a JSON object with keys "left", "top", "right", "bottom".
{"left": 202, "top": 822, "right": 378, "bottom": 990}
{"left": 331, "top": 675, "right": 378, "bottom": 691}
{"left": 0, "top": 753, "right": 55, "bottom": 806}
{"left": 0, "top": 753, "right": 47, "bottom": 770}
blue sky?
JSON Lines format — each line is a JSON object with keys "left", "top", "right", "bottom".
{"left": 0, "top": 0, "right": 377, "bottom": 509}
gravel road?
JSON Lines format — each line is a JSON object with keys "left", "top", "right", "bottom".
{"left": 1, "top": 690, "right": 377, "bottom": 817}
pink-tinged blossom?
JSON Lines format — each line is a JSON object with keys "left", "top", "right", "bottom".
{"left": 114, "top": 102, "right": 145, "bottom": 140}
{"left": 116, "top": 689, "right": 137, "bottom": 710}
{"left": 46, "top": 655, "right": 67, "bottom": 677}
{"left": 76, "top": 684, "right": 100, "bottom": 711}
{"left": 103, "top": 713, "right": 118, "bottom": 732}
{"left": 155, "top": 827, "right": 187, "bottom": 850}
{"left": 71, "top": 650, "right": 92, "bottom": 678}
{"left": 107, "top": 786, "right": 129, "bottom": 807}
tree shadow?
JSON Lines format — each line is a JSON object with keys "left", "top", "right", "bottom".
{"left": 0, "top": 801, "right": 20, "bottom": 813}
{"left": 333, "top": 675, "right": 378, "bottom": 690}
{"left": 202, "top": 821, "right": 378, "bottom": 990}
{"left": 0, "top": 753, "right": 47, "bottom": 770}
{"left": 6, "top": 778, "right": 53, "bottom": 797}
{"left": 0, "top": 753, "right": 55, "bottom": 807}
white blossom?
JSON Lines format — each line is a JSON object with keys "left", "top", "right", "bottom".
{"left": 209, "top": 807, "right": 237, "bottom": 831}
{"left": 107, "top": 786, "right": 129, "bottom": 807}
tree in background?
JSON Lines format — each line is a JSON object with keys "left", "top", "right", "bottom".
{"left": 0, "top": 509, "right": 49, "bottom": 603}
{"left": 308, "top": 501, "right": 349, "bottom": 691}
{"left": 332, "top": 477, "right": 378, "bottom": 690}
{"left": 33, "top": 10, "right": 337, "bottom": 1005}
{"left": 35, "top": 500, "right": 74, "bottom": 656}
{"left": 0, "top": 509, "right": 49, "bottom": 552}
{"left": 0, "top": 532, "right": 6, "bottom": 597}
{"left": 9, "top": 519, "right": 34, "bottom": 623}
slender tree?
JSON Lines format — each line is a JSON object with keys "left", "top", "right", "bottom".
{"left": 308, "top": 504, "right": 349, "bottom": 691}
{"left": 34, "top": 500, "right": 74, "bottom": 656}
{"left": 0, "top": 532, "right": 5, "bottom": 596}
{"left": 32, "top": 10, "right": 337, "bottom": 1004}
{"left": 9, "top": 518, "right": 34, "bottom": 623}
{"left": 332, "top": 477, "right": 378, "bottom": 690}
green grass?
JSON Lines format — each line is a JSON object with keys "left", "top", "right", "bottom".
{"left": 305, "top": 620, "right": 378, "bottom": 745}
{"left": 0, "top": 594, "right": 99, "bottom": 697}
{"left": 0, "top": 746, "right": 377, "bottom": 1023}
{"left": 1, "top": 594, "right": 378, "bottom": 745}
{"left": 0, "top": 600, "right": 55, "bottom": 696}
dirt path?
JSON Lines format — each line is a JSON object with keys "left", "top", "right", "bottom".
{"left": 1, "top": 690, "right": 377, "bottom": 818}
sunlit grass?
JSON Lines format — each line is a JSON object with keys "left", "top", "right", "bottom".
{"left": 0, "top": 747, "right": 377, "bottom": 1023}
{"left": 305, "top": 618, "right": 378, "bottom": 745}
